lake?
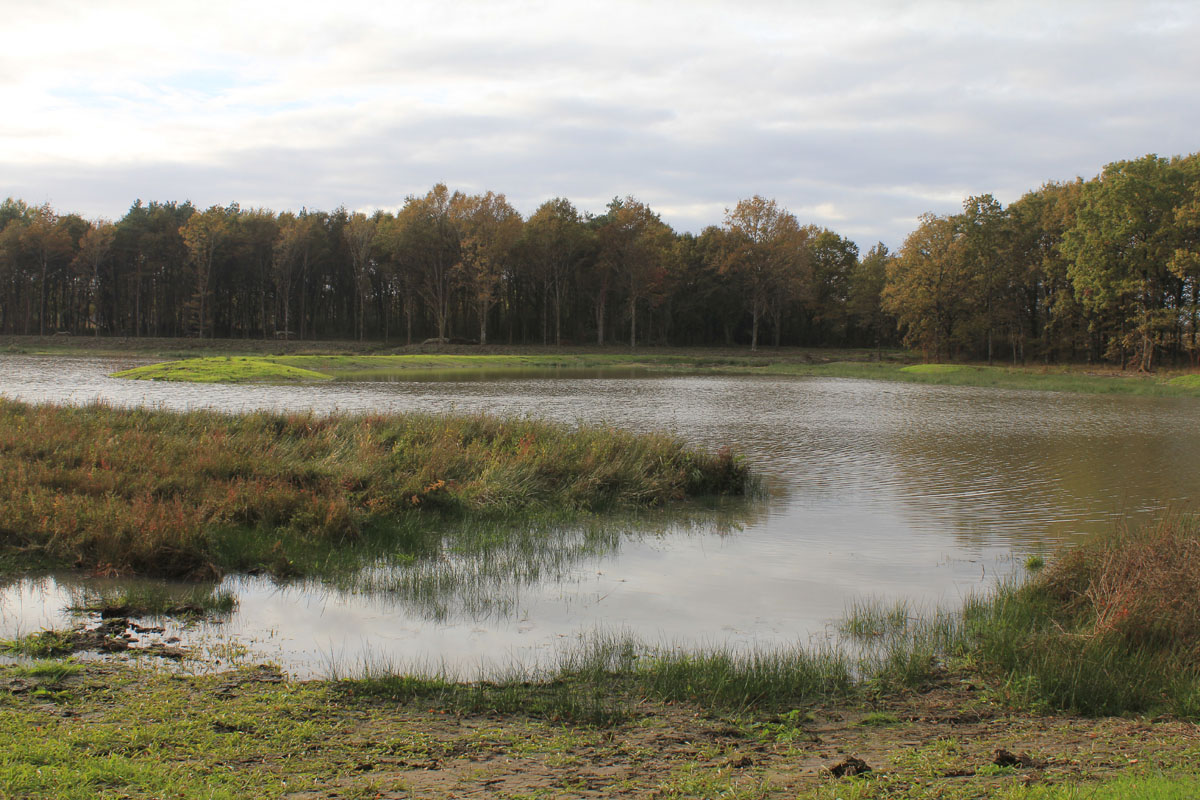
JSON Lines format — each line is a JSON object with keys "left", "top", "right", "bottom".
{"left": 1, "top": 354, "right": 1195, "bottom": 676}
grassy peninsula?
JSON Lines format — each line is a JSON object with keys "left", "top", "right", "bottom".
{"left": 0, "top": 398, "right": 753, "bottom": 578}
{"left": 105, "top": 349, "right": 1200, "bottom": 398}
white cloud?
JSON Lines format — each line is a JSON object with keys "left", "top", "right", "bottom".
{"left": 1, "top": 0, "right": 1197, "bottom": 248}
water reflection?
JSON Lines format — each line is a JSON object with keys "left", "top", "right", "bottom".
{"left": 336, "top": 366, "right": 669, "bottom": 382}
{"left": 0, "top": 354, "right": 1196, "bottom": 675}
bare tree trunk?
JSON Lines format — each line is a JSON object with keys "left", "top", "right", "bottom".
{"left": 629, "top": 293, "right": 637, "bottom": 348}
{"left": 595, "top": 295, "right": 606, "bottom": 345}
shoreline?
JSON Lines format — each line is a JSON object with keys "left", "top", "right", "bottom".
{"left": 6, "top": 335, "right": 1199, "bottom": 397}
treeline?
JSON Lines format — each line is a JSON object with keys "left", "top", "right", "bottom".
{"left": 1, "top": 150, "right": 1197, "bottom": 365}
{"left": 0, "top": 189, "right": 882, "bottom": 351}
{"left": 886, "top": 152, "right": 1200, "bottom": 369}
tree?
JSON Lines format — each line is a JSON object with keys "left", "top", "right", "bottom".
{"left": 807, "top": 228, "right": 858, "bottom": 346}
{"left": 957, "top": 194, "right": 1009, "bottom": 363}
{"left": 396, "top": 185, "right": 459, "bottom": 341}
{"left": 1005, "top": 182, "right": 1085, "bottom": 363}
{"left": 597, "top": 197, "right": 673, "bottom": 348}
{"left": 883, "top": 213, "right": 971, "bottom": 361}
{"left": 523, "top": 198, "right": 588, "bottom": 345}
{"left": 232, "top": 208, "right": 280, "bottom": 339}
{"left": 848, "top": 242, "right": 895, "bottom": 356}
{"left": 1167, "top": 156, "right": 1200, "bottom": 361}
{"left": 75, "top": 221, "right": 116, "bottom": 336}
{"left": 343, "top": 213, "right": 377, "bottom": 341}
{"left": 1063, "top": 155, "right": 1189, "bottom": 370}
{"left": 452, "top": 191, "right": 522, "bottom": 345}
{"left": 273, "top": 213, "right": 316, "bottom": 339}
{"left": 0, "top": 204, "right": 32, "bottom": 333}
{"left": 20, "top": 204, "right": 74, "bottom": 336}
{"left": 720, "top": 196, "right": 807, "bottom": 350}
{"left": 180, "top": 205, "right": 231, "bottom": 338}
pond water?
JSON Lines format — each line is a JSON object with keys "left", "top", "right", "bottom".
{"left": 1, "top": 354, "right": 1196, "bottom": 676}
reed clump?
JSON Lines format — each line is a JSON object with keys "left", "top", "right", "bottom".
{"left": 338, "top": 632, "right": 856, "bottom": 724}
{"left": 0, "top": 399, "right": 754, "bottom": 579}
{"left": 965, "top": 516, "right": 1200, "bottom": 717}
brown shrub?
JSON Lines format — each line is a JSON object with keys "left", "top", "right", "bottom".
{"left": 1038, "top": 515, "right": 1200, "bottom": 660}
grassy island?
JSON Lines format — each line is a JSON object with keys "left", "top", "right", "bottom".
{"left": 0, "top": 398, "right": 753, "bottom": 578}
{"left": 105, "top": 349, "right": 1200, "bottom": 398}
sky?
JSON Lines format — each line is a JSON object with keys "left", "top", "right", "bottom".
{"left": 2, "top": 0, "right": 1197, "bottom": 250}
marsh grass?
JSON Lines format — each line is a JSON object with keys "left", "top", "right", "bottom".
{"left": 340, "top": 632, "right": 860, "bottom": 724}
{"left": 963, "top": 516, "right": 1200, "bottom": 716}
{"left": 66, "top": 582, "right": 238, "bottom": 619}
{"left": 0, "top": 630, "right": 76, "bottom": 658}
{"left": 840, "top": 598, "right": 913, "bottom": 638}
{"left": 9, "top": 660, "right": 83, "bottom": 685}
{"left": 0, "top": 398, "right": 754, "bottom": 578}
{"left": 337, "top": 514, "right": 1200, "bottom": 723}
{"left": 333, "top": 506, "right": 759, "bottom": 624}
{"left": 830, "top": 518, "right": 1200, "bottom": 718}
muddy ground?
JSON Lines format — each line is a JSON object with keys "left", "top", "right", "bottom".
{"left": 3, "top": 662, "right": 1197, "bottom": 799}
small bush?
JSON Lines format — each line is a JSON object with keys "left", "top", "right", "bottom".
{"left": 966, "top": 516, "right": 1200, "bottom": 717}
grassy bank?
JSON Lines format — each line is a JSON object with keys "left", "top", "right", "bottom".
{"left": 4, "top": 620, "right": 1199, "bottom": 798}
{"left": 0, "top": 399, "right": 753, "bottom": 578}
{"left": 6, "top": 518, "right": 1200, "bottom": 797}
{"left": 6, "top": 332, "right": 1200, "bottom": 395}
{"left": 106, "top": 351, "right": 1200, "bottom": 397}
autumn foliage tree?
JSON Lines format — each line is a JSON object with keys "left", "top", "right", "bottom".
{"left": 180, "top": 205, "right": 231, "bottom": 339}
{"left": 721, "top": 196, "right": 809, "bottom": 351}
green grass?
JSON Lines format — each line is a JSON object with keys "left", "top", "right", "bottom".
{"left": 900, "top": 363, "right": 968, "bottom": 374}
{"left": 0, "top": 630, "right": 77, "bottom": 658}
{"left": 1167, "top": 374, "right": 1200, "bottom": 389}
{"left": 856, "top": 711, "right": 900, "bottom": 727}
{"left": 8, "top": 660, "right": 83, "bottom": 685}
{"left": 1003, "top": 774, "right": 1200, "bottom": 799}
{"left": 338, "top": 631, "right": 857, "bottom": 722}
{"left": 806, "top": 361, "right": 1200, "bottom": 396}
{"left": 0, "top": 398, "right": 755, "bottom": 578}
{"left": 112, "top": 356, "right": 334, "bottom": 383}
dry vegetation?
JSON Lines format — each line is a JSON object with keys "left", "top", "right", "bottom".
{"left": 0, "top": 398, "right": 753, "bottom": 578}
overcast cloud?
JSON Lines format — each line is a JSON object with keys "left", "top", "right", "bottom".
{"left": 2, "top": 0, "right": 1197, "bottom": 249}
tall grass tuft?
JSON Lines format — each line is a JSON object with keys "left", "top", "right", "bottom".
{"left": 842, "top": 597, "right": 966, "bottom": 691}
{"left": 964, "top": 516, "right": 1200, "bottom": 716}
